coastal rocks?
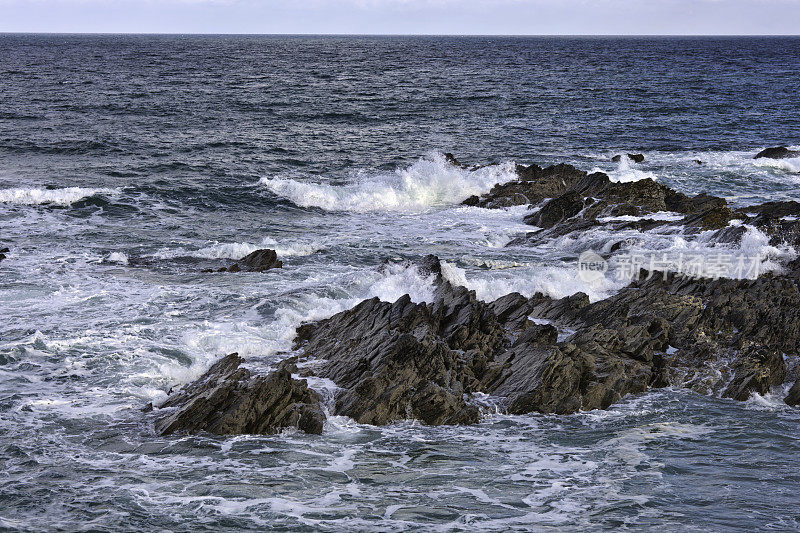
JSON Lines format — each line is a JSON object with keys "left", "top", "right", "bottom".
{"left": 734, "top": 201, "right": 800, "bottom": 247}
{"left": 521, "top": 171, "right": 730, "bottom": 234}
{"left": 202, "top": 248, "right": 283, "bottom": 273}
{"left": 462, "top": 163, "right": 587, "bottom": 208}
{"left": 754, "top": 146, "right": 800, "bottom": 159}
{"left": 154, "top": 252, "right": 800, "bottom": 436}
{"left": 293, "top": 281, "right": 512, "bottom": 426}
{"left": 0, "top": 247, "right": 8, "bottom": 263}
{"left": 612, "top": 153, "right": 645, "bottom": 163}
{"left": 155, "top": 353, "right": 325, "bottom": 436}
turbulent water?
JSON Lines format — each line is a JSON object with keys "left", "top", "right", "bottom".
{"left": 1, "top": 35, "right": 800, "bottom": 531}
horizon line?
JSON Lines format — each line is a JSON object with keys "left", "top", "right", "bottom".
{"left": 1, "top": 32, "right": 799, "bottom": 37}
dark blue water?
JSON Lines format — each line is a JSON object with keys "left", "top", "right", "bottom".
{"left": 1, "top": 35, "right": 799, "bottom": 531}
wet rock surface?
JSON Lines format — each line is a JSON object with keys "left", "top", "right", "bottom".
{"left": 201, "top": 248, "right": 283, "bottom": 273}
{"left": 155, "top": 353, "right": 325, "bottom": 436}
{"left": 612, "top": 153, "right": 645, "bottom": 163}
{"left": 287, "top": 256, "right": 800, "bottom": 427}
{"left": 462, "top": 163, "right": 587, "bottom": 209}
{"left": 0, "top": 247, "right": 8, "bottom": 263}
{"left": 153, "top": 160, "right": 800, "bottom": 436}
{"left": 754, "top": 146, "right": 800, "bottom": 159}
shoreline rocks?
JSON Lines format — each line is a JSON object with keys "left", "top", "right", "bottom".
{"left": 156, "top": 253, "right": 800, "bottom": 436}
{"left": 152, "top": 157, "right": 800, "bottom": 437}
{"left": 155, "top": 353, "right": 325, "bottom": 436}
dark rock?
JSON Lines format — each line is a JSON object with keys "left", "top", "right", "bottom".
{"left": 417, "top": 254, "right": 443, "bottom": 278}
{"left": 523, "top": 191, "right": 588, "bottom": 228}
{"left": 238, "top": 249, "right": 282, "bottom": 272}
{"left": 205, "top": 249, "right": 283, "bottom": 273}
{"left": 0, "top": 246, "right": 8, "bottom": 263}
{"left": 444, "top": 153, "right": 467, "bottom": 168}
{"left": 693, "top": 159, "right": 704, "bottom": 165}
{"left": 462, "top": 163, "right": 587, "bottom": 209}
{"left": 612, "top": 153, "right": 645, "bottom": 163}
{"left": 754, "top": 146, "right": 800, "bottom": 159}
{"left": 723, "top": 346, "right": 786, "bottom": 401}
{"left": 292, "top": 271, "right": 524, "bottom": 425}
{"left": 155, "top": 353, "right": 325, "bottom": 436}
{"left": 786, "top": 378, "right": 800, "bottom": 406}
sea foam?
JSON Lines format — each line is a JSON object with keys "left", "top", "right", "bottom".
{"left": 259, "top": 152, "right": 517, "bottom": 212}
{"left": 0, "top": 187, "right": 116, "bottom": 206}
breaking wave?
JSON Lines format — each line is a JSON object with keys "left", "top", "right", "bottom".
{"left": 0, "top": 187, "right": 117, "bottom": 206}
{"left": 259, "top": 152, "right": 517, "bottom": 212}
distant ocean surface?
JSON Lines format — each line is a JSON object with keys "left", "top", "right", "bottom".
{"left": 1, "top": 35, "right": 799, "bottom": 531}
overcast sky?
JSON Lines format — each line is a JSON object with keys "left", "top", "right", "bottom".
{"left": 1, "top": 0, "right": 799, "bottom": 35}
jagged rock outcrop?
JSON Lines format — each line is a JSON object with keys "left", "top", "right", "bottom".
{"left": 155, "top": 252, "right": 800, "bottom": 436}
{"left": 462, "top": 163, "right": 587, "bottom": 209}
{"left": 155, "top": 353, "right": 325, "bottom": 436}
{"left": 293, "top": 281, "right": 512, "bottom": 426}
{"left": 518, "top": 171, "right": 730, "bottom": 239}
{"left": 754, "top": 146, "right": 799, "bottom": 159}
{"left": 734, "top": 201, "right": 800, "bottom": 247}
{"left": 0, "top": 247, "right": 8, "bottom": 263}
{"left": 202, "top": 248, "right": 283, "bottom": 273}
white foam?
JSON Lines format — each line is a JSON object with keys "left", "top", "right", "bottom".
{"left": 104, "top": 252, "right": 129, "bottom": 265}
{"left": 592, "top": 156, "right": 658, "bottom": 184}
{"left": 440, "top": 260, "right": 623, "bottom": 303}
{"left": 754, "top": 156, "right": 800, "bottom": 174}
{"left": 259, "top": 152, "right": 517, "bottom": 212}
{"left": 152, "top": 237, "right": 322, "bottom": 261}
{"left": 0, "top": 187, "right": 116, "bottom": 206}
{"left": 597, "top": 211, "right": 684, "bottom": 223}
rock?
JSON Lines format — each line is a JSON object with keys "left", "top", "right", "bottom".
{"left": 294, "top": 283, "right": 505, "bottom": 426}
{"left": 444, "top": 152, "right": 467, "bottom": 168}
{"left": 204, "top": 248, "right": 283, "bottom": 273}
{"left": 693, "top": 159, "right": 704, "bottom": 165}
{"left": 523, "top": 191, "right": 589, "bottom": 228}
{"left": 612, "top": 153, "right": 645, "bottom": 163}
{"left": 786, "top": 378, "right": 800, "bottom": 406}
{"left": 155, "top": 353, "right": 325, "bottom": 436}
{"left": 735, "top": 201, "right": 800, "bottom": 247}
{"left": 0, "top": 246, "right": 7, "bottom": 263}
{"left": 754, "top": 146, "right": 800, "bottom": 159}
{"left": 462, "top": 163, "right": 587, "bottom": 209}
{"left": 520, "top": 170, "right": 729, "bottom": 234}
{"left": 238, "top": 249, "right": 282, "bottom": 272}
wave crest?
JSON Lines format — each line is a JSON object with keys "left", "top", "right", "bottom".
{"left": 259, "top": 152, "right": 517, "bottom": 212}
{"left": 0, "top": 187, "right": 116, "bottom": 206}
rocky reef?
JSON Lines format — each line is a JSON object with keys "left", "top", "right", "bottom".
{"left": 153, "top": 157, "right": 800, "bottom": 437}
{"left": 155, "top": 353, "right": 325, "bottom": 436}
{"left": 155, "top": 253, "right": 800, "bottom": 435}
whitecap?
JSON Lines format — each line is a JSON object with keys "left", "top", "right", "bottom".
{"left": 0, "top": 186, "right": 116, "bottom": 206}
{"left": 592, "top": 155, "right": 658, "bottom": 183}
{"left": 259, "top": 152, "right": 517, "bottom": 212}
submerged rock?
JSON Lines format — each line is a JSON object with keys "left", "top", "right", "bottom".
{"left": 0, "top": 247, "right": 8, "bottom": 263}
{"left": 155, "top": 353, "right": 325, "bottom": 436}
{"left": 754, "top": 146, "right": 800, "bottom": 159}
{"left": 612, "top": 153, "right": 645, "bottom": 163}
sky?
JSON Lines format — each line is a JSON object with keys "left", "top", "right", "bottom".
{"left": 0, "top": 0, "right": 799, "bottom": 35}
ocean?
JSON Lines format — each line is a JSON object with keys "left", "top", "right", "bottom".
{"left": 1, "top": 35, "right": 799, "bottom": 531}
